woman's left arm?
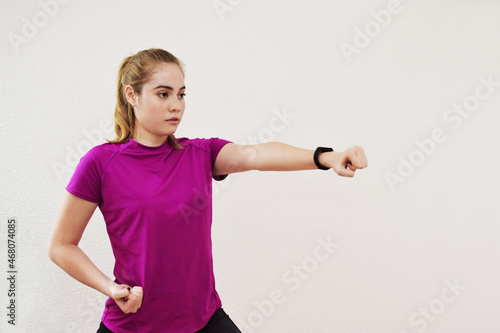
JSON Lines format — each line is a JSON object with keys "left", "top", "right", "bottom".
{"left": 213, "top": 142, "right": 368, "bottom": 178}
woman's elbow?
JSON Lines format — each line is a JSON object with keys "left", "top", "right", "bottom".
{"left": 47, "top": 234, "right": 67, "bottom": 264}
{"left": 47, "top": 240, "right": 59, "bottom": 263}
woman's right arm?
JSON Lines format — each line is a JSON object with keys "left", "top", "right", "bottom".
{"left": 48, "top": 191, "right": 142, "bottom": 314}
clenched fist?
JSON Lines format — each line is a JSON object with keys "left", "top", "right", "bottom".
{"left": 110, "top": 283, "right": 143, "bottom": 314}
{"left": 319, "top": 145, "right": 368, "bottom": 177}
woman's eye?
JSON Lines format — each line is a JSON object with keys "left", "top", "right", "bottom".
{"left": 159, "top": 93, "right": 168, "bottom": 98}
{"left": 179, "top": 93, "right": 186, "bottom": 99}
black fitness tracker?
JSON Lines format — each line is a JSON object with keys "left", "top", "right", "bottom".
{"left": 314, "top": 147, "right": 334, "bottom": 170}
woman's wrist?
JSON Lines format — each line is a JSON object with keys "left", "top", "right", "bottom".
{"left": 103, "top": 278, "right": 117, "bottom": 298}
{"left": 318, "top": 151, "right": 335, "bottom": 169}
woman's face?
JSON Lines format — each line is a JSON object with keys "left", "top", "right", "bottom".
{"left": 126, "top": 62, "right": 186, "bottom": 146}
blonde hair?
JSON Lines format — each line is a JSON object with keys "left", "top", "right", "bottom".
{"left": 108, "top": 48, "right": 185, "bottom": 149}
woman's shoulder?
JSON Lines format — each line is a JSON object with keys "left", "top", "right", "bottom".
{"left": 82, "top": 140, "right": 129, "bottom": 161}
{"left": 176, "top": 137, "right": 231, "bottom": 150}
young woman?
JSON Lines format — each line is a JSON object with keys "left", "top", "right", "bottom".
{"left": 48, "top": 48, "right": 368, "bottom": 333}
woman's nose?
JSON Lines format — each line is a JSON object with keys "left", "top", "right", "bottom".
{"left": 169, "top": 99, "right": 182, "bottom": 112}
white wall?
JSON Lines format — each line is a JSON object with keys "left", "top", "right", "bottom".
{"left": 1, "top": 1, "right": 499, "bottom": 332}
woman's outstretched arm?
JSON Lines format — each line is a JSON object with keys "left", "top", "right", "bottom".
{"left": 213, "top": 142, "right": 368, "bottom": 177}
{"left": 48, "top": 192, "right": 143, "bottom": 314}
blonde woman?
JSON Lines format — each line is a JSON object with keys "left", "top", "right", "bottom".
{"left": 48, "top": 48, "right": 368, "bottom": 333}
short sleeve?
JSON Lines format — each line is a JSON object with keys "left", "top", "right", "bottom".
{"left": 65, "top": 147, "right": 102, "bottom": 204}
{"left": 210, "top": 137, "right": 233, "bottom": 181}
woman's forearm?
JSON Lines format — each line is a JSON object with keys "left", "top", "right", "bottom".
{"left": 49, "top": 244, "right": 114, "bottom": 298}
{"left": 251, "top": 142, "right": 334, "bottom": 171}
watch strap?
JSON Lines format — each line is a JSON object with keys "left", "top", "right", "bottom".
{"left": 314, "top": 147, "right": 333, "bottom": 170}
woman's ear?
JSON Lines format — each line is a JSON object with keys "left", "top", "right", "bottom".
{"left": 125, "top": 85, "right": 137, "bottom": 108}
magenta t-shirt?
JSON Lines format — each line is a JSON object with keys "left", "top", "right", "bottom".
{"left": 65, "top": 136, "right": 233, "bottom": 333}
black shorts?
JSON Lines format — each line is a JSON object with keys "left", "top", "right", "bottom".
{"left": 96, "top": 307, "right": 242, "bottom": 333}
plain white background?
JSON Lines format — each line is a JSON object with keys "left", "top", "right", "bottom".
{"left": 1, "top": 1, "right": 499, "bottom": 332}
